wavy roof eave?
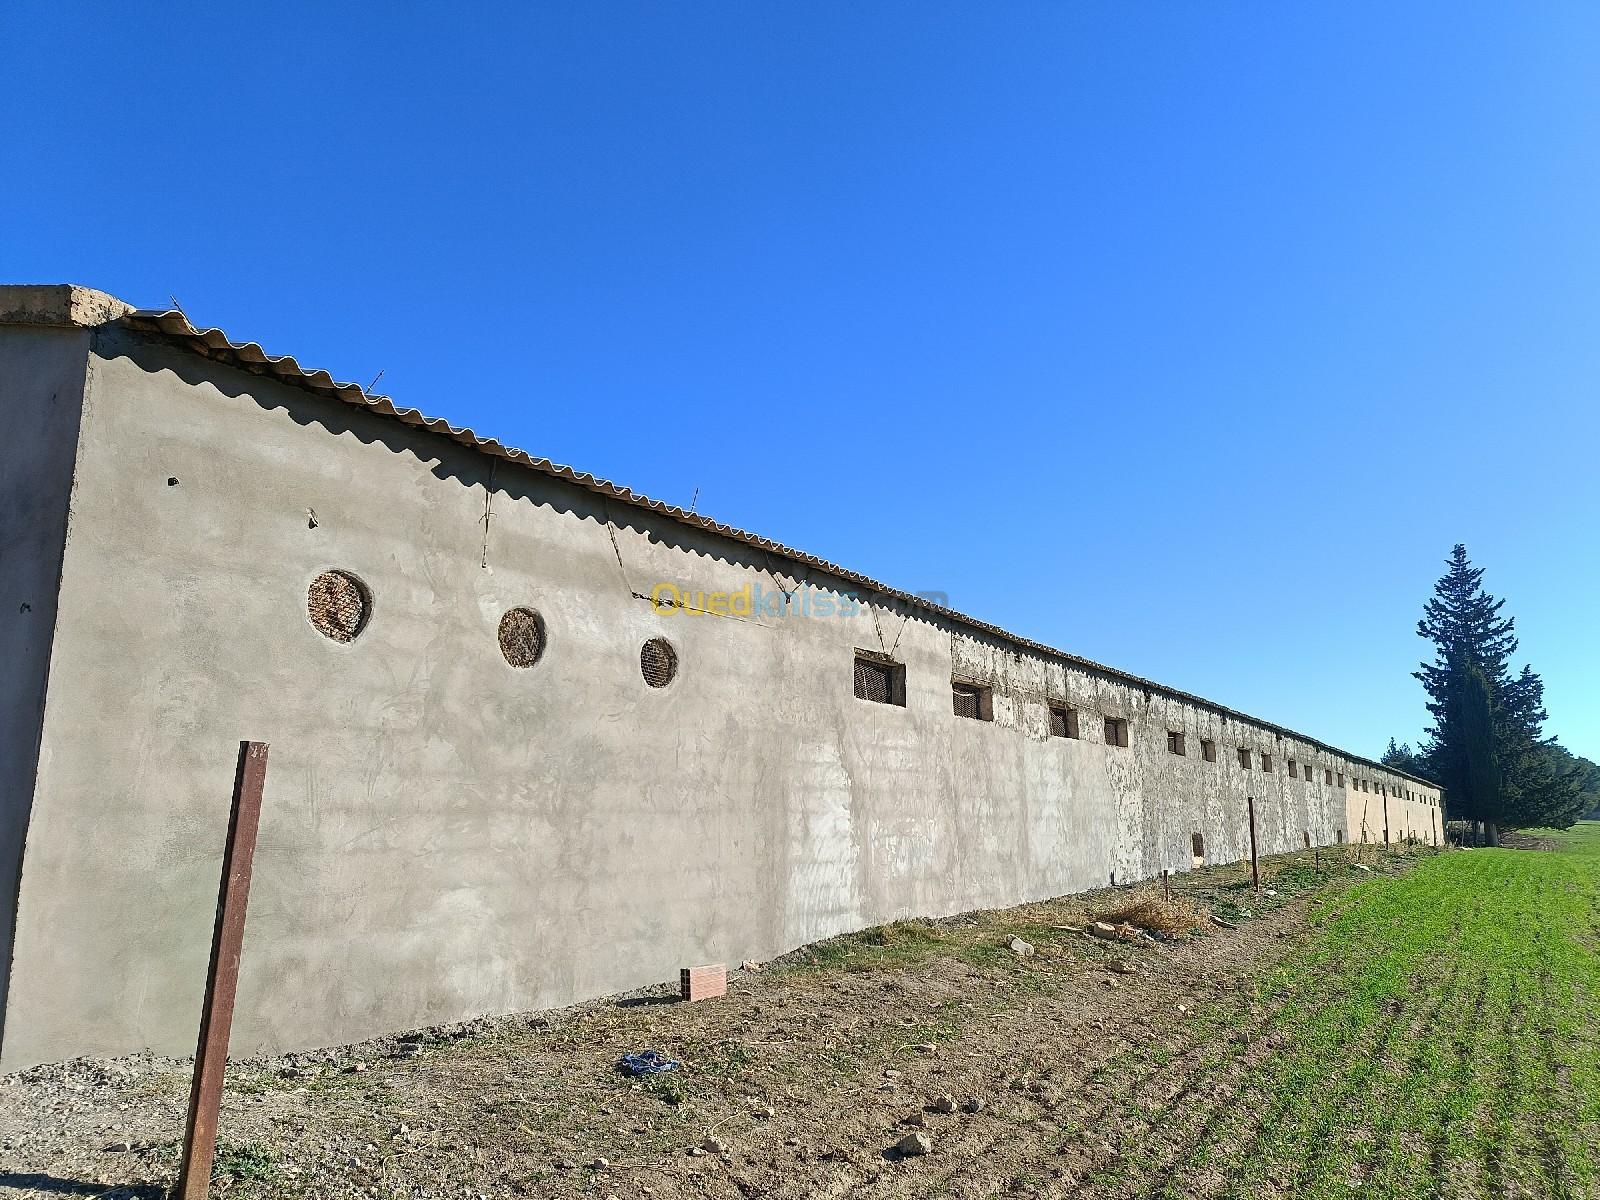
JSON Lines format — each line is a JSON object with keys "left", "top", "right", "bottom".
{"left": 108, "top": 304, "right": 1437, "bottom": 790}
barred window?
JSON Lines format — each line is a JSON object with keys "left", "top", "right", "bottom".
{"left": 853, "top": 653, "right": 905, "bottom": 706}
{"left": 1048, "top": 703, "right": 1079, "bottom": 739}
{"left": 952, "top": 682, "right": 992, "bottom": 721}
{"left": 1104, "top": 716, "right": 1129, "bottom": 748}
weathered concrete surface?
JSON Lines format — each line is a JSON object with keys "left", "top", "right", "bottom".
{"left": 0, "top": 326, "right": 92, "bottom": 1055}
{"left": 0, "top": 304, "right": 1443, "bottom": 1069}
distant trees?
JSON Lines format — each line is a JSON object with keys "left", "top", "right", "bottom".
{"left": 1380, "top": 738, "right": 1426, "bottom": 776}
{"left": 1409, "top": 545, "right": 1586, "bottom": 839}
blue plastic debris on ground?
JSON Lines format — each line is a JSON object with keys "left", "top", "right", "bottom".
{"left": 618, "top": 1050, "right": 681, "bottom": 1076}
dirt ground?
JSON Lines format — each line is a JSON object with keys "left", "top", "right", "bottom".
{"left": 0, "top": 845, "right": 1427, "bottom": 1200}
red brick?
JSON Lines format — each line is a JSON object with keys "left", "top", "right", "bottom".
{"left": 680, "top": 963, "right": 727, "bottom": 1002}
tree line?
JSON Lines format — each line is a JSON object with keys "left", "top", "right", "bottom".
{"left": 1381, "top": 545, "right": 1595, "bottom": 843}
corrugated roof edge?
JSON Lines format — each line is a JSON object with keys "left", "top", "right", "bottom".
{"left": 1, "top": 285, "right": 1438, "bottom": 789}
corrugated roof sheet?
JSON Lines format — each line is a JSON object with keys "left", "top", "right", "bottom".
{"left": 118, "top": 306, "right": 1437, "bottom": 788}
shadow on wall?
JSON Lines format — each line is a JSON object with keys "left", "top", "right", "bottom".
{"left": 98, "top": 328, "right": 941, "bottom": 637}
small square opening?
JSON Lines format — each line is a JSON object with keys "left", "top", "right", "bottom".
{"left": 1237, "top": 747, "right": 1252, "bottom": 769}
{"left": 1167, "top": 730, "right": 1186, "bottom": 756}
{"left": 1191, "top": 831, "right": 1205, "bottom": 866}
{"left": 1048, "top": 702, "right": 1080, "bottom": 739}
{"left": 952, "top": 681, "right": 994, "bottom": 722}
{"left": 1104, "top": 716, "right": 1130, "bottom": 748}
{"left": 1201, "top": 739, "right": 1217, "bottom": 762}
{"left": 853, "top": 651, "right": 907, "bottom": 707}
{"left": 1261, "top": 753, "right": 1273, "bottom": 773}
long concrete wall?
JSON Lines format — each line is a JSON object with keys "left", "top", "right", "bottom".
{"left": 0, "top": 320, "right": 1441, "bottom": 1069}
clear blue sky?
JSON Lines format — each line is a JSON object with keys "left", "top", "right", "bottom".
{"left": 5, "top": 3, "right": 1596, "bottom": 762}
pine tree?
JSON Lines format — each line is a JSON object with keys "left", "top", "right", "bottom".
{"left": 1381, "top": 738, "right": 1425, "bottom": 776}
{"left": 1414, "top": 544, "right": 1581, "bottom": 830}
{"left": 1415, "top": 545, "right": 1514, "bottom": 824}
{"left": 1456, "top": 664, "right": 1500, "bottom": 842}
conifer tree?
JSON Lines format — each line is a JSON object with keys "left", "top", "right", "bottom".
{"left": 1414, "top": 544, "right": 1584, "bottom": 831}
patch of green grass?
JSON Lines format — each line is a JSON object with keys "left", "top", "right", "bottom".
{"left": 1180, "top": 821, "right": 1600, "bottom": 1199}
{"left": 212, "top": 1139, "right": 277, "bottom": 1190}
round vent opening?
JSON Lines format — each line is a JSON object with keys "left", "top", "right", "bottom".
{"left": 307, "top": 570, "right": 370, "bottom": 643}
{"left": 498, "top": 607, "right": 546, "bottom": 669}
{"left": 640, "top": 637, "right": 678, "bottom": 688}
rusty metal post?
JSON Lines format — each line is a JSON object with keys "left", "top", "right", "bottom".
{"left": 1162, "top": 869, "right": 1170, "bottom": 902}
{"left": 1246, "top": 796, "right": 1260, "bottom": 892}
{"left": 177, "top": 741, "right": 269, "bottom": 1200}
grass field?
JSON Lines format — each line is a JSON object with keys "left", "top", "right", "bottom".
{"left": 6, "top": 831, "right": 1600, "bottom": 1199}
{"left": 1122, "top": 824, "right": 1600, "bottom": 1200}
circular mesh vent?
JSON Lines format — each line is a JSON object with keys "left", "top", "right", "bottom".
{"left": 307, "top": 570, "right": 369, "bottom": 643}
{"left": 640, "top": 637, "right": 678, "bottom": 688}
{"left": 498, "top": 608, "right": 546, "bottom": 668}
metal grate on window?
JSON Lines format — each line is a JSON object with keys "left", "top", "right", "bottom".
{"left": 1048, "top": 705, "right": 1068, "bottom": 738}
{"left": 498, "top": 608, "right": 546, "bottom": 669}
{"left": 640, "top": 637, "right": 678, "bottom": 688}
{"left": 952, "top": 684, "right": 982, "bottom": 720}
{"left": 855, "top": 656, "right": 893, "bottom": 704}
{"left": 307, "top": 570, "right": 370, "bottom": 643}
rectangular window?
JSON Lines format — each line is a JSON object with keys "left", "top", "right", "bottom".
{"left": 1048, "top": 703, "right": 1079, "bottom": 739}
{"left": 1202, "top": 739, "right": 1217, "bottom": 762}
{"left": 952, "top": 681, "right": 993, "bottom": 722}
{"left": 853, "top": 652, "right": 906, "bottom": 707}
{"left": 1261, "top": 753, "right": 1273, "bottom": 773}
{"left": 1167, "top": 730, "right": 1186, "bottom": 756}
{"left": 1338, "top": 772, "right": 1345, "bottom": 787}
{"left": 1287, "top": 758, "right": 1297, "bottom": 778}
{"left": 1238, "top": 747, "right": 1252, "bottom": 769}
{"left": 1325, "top": 768, "right": 1333, "bottom": 785}
{"left": 1303, "top": 763, "right": 1313, "bottom": 782}
{"left": 1191, "top": 831, "right": 1205, "bottom": 864}
{"left": 1104, "top": 716, "right": 1129, "bottom": 748}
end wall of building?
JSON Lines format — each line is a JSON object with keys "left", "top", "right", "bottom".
{"left": 0, "top": 326, "right": 90, "bottom": 1056}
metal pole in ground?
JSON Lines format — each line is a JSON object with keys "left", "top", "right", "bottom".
{"left": 1247, "top": 796, "right": 1260, "bottom": 892}
{"left": 177, "top": 741, "right": 270, "bottom": 1200}
{"left": 1162, "top": 869, "right": 1170, "bottom": 902}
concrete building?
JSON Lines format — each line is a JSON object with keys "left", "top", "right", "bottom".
{"left": 0, "top": 284, "right": 1443, "bottom": 1070}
